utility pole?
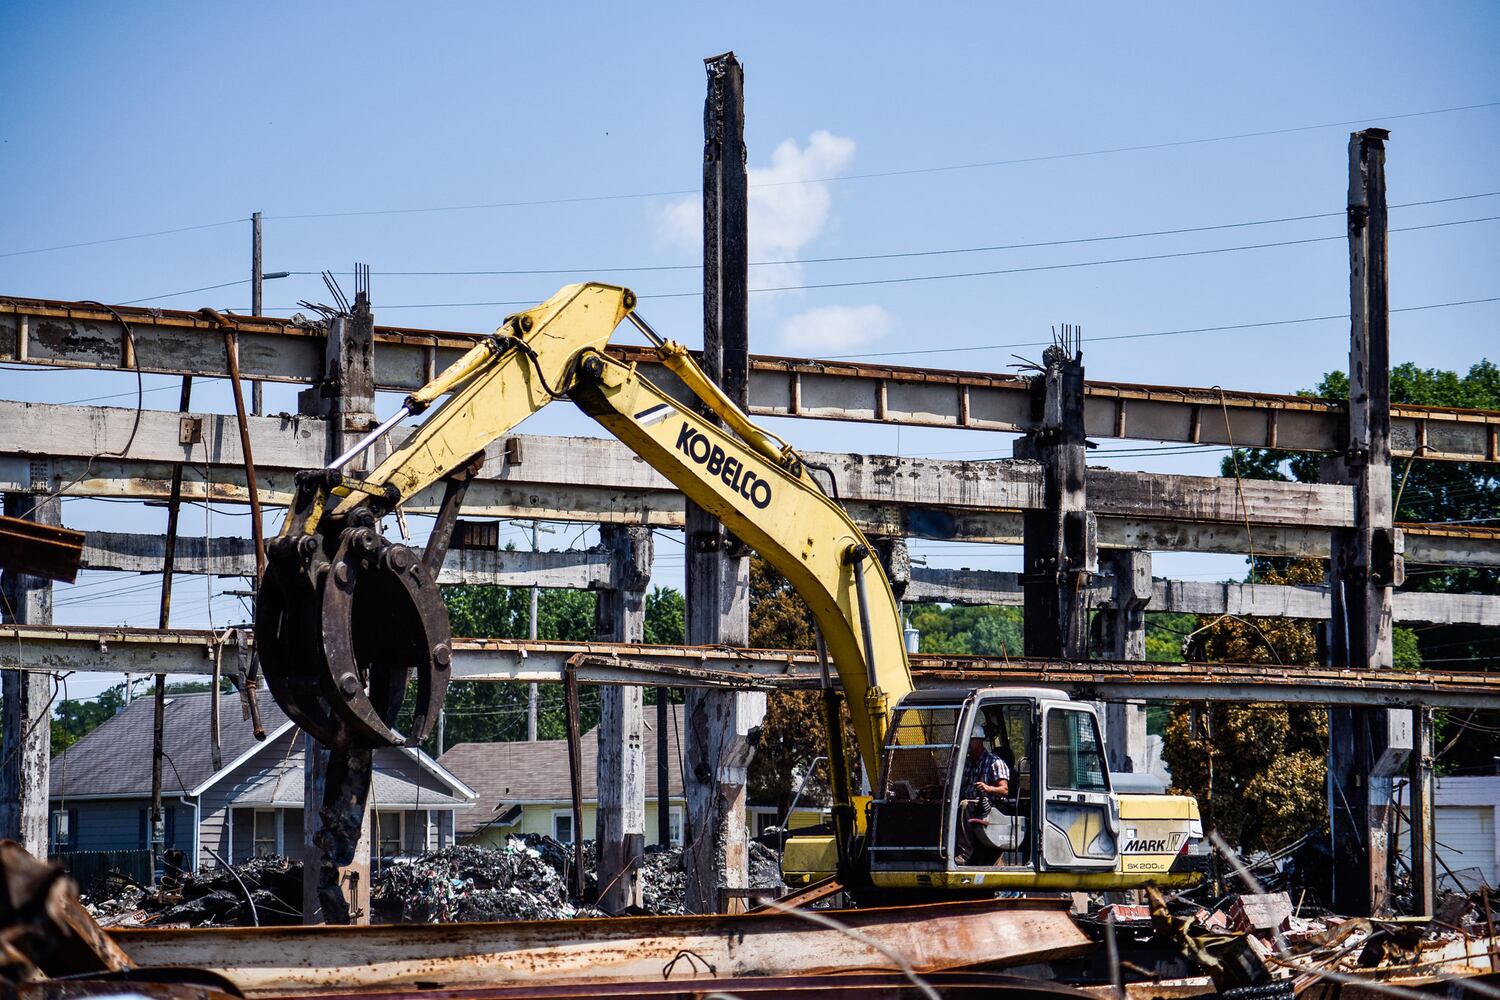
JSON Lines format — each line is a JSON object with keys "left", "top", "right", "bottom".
{"left": 527, "top": 519, "right": 539, "bottom": 742}
{"left": 250, "top": 211, "right": 263, "bottom": 416}
{"left": 683, "top": 51, "right": 762, "bottom": 915}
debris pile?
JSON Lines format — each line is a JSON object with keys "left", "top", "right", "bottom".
{"left": 371, "top": 836, "right": 786, "bottom": 922}
{"left": 1079, "top": 883, "right": 1500, "bottom": 1000}
{"left": 83, "top": 855, "right": 302, "bottom": 928}
{"left": 81, "top": 837, "right": 787, "bottom": 927}
{"left": 371, "top": 840, "right": 583, "bottom": 923}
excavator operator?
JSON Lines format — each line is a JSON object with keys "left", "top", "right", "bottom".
{"left": 956, "top": 733, "right": 1010, "bottom": 865}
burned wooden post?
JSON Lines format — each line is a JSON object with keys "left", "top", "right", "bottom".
{"left": 0, "top": 492, "right": 58, "bottom": 857}
{"left": 1014, "top": 328, "right": 1094, "bottom": 660}
{"left": 1409, "top": 706, "right": 1436, "bottom": 915}
{"left": 595, "top": 524, "right": 652, "bottom": 914}
{"left": 683, "top": 50, "right": 764, "bottom": 915}
{"left": 1328, "top": 128, "right": 1409, "bottom": 918}
{"left": 299, "top": 277, "right": 377, "bottom": 925}
{"left": 1099, "top": 549, "right": 1150, "bottom": 773}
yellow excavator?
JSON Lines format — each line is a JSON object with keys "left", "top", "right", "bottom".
{"left": 257, "top": 283, "right": 1206, "bottom": 909}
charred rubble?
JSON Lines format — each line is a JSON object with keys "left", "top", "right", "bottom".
{"left": 80, "top": 835, "right": 787, "bottom": 928}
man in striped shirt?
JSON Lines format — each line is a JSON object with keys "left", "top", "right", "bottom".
{"left": 956, "top": 734, "right": 1011, "bottom": 865}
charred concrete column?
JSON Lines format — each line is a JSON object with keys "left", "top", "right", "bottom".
{"left": 1409, "top": 707, "right": 1436, "bottom": 916}
{"left": 683, "top": 51, "right": 764, "bottom": 915}
{"left": 299, "top": 286, "right": 377, "bottom": 925}
{"left": 0, "top": 492, "right": 58, "bottom": 857}
{"left": 1099, "top": 549, "right": 1151, "bottom": 774}
{"left": 1328, "top": 129, "right": 1408, "bottom": 918}
{"left": 1013, "top": 333, "right": 1094, "bottom": 660}
{"left": 595, "top": 525, "right": 652, "bottom": 914}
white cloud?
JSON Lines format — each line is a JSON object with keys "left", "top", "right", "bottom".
{"left": 776, "top": 304, "right": 891, "bottom": 355}
{"left": 656, "top": 130, "right": 857, "bottom": 292}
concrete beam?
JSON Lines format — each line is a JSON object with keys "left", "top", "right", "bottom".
{"left": 5, "top": 296, "right": 1496, "bottom": 463}
{"left": 6, "top": 626, "right": 1499, "bottom": 708}
{"left": 80, "top": 530, "right": 617, "bottom": 589}
{"left": 904, "top": 564, "right": 1500, "bottom": 625}
{"left": 2, "top": 401, "right": 1493, "bottom": 564}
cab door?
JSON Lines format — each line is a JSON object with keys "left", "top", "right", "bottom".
{"left": 1037, "top": 701, "right": 1118, "bottom": 871}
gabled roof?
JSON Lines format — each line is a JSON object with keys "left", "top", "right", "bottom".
{"left": 50, "top": 691, "right": 294, "bottom": 799}
{"left": 439, "top": 703, "right": 685, "bottom": 836}
{"left": 235, "top": 760, "right": 471, "bottom": 809}
{"left": 50, "top": 691, "right": 470, "bottom": 806}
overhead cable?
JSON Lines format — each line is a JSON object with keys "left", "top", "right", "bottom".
{"left": 291, "top": 190, "right": 1500, "bottom": 277}
{"left": 8, "top": 98, "right": 1492, "bottom": 257}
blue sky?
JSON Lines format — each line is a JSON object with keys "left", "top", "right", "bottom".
{"left": 3, "top": 4, "right": 1497, "bottom": 696}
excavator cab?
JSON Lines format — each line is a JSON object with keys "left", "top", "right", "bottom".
{"left": 786, "top": 687, "right": 1205, "bottom": 898}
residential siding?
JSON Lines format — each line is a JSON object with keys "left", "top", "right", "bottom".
{"left": 200, "top": 728, "right": 301, "bottom": 869}
{"left": 47, "top": 797, "right": 192, "bottom": 855}
{"left": 465, "top": 801, "right": 693, "bottom": 849}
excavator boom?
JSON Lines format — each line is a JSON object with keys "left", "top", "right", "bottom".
{"left": 567, "top": 346, "right": 912, "bottom": 773}
{"left": 260, "top": 283, "right": 914, "bottom": 784}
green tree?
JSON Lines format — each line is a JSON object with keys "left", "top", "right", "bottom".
{"left": 428, "top": 581, "right": 691, "bottom": 749}
{"left": 1163, "top": 559, "right": 1332, "bottom": 851}
{"left": 643, "top": 586, "right": 685, "bottom": 645}
{"left": 745, "top": 557, "right": 861, "bottom": 814}
{"left": 906, "top": 603, "right": 1022, "bottom": 656}
{"left": 51, "top": 684, "right": 125, "bottom": 754}
{"left": 1226, "top": 360, "right": 1496, "bottom": 771}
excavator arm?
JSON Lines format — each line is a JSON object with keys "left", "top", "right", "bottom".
{"left": 260, "top": 281, "right": 913, "bottom": 773}
{"left": 256, "top": 282, "right": 915, "bottom": 905}
{"left": 566, "top": 344, "right": 913, "bottom": 774}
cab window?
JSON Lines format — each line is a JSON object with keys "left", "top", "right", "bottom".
{"left": 1045, "top": 709, "right": 1109, "bottom": 792}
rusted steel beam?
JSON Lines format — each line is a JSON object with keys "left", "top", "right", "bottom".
{"left": 0, "top": 514, "right": 83, "bottom": 583}
{"left": 109, "top": 897, "right": 1090, "bottom": 994}
{"left": 5, "top": 626, "right": 1498, "bottom": 707}
{"left": 4, "top": 294, "right": 1497, "bottom": 462}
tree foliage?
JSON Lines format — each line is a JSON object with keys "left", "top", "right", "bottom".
{"left": 1163, "top": 559, "right": 1331, "bottom": 851}
{"left": 746, "top": 556, "right": 862, "bottom": 814}
{"left": 1224, "top": 359, "right": 1496, "bottom": 772}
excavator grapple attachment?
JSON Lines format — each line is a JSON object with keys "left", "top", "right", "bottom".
{"left": 256, "top": 474, "right": 451, "bottom": 751}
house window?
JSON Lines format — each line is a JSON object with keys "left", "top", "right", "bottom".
{"left": 750, "top": 808, "right": 778, "bottom": 837}
{"left": 668, "top": 807, "right": 683, "bottom": 847}
{"left": 552, "top": 810, "right": 574, "bottom": 844}
{"left": 252, "top": 810, "right": 278, "bottom": 857}
{"left": 51, "top": 809, "right": 76, "bottom": 851}
{"left": 377, "top": 811, "right": 404, "bottom": 858}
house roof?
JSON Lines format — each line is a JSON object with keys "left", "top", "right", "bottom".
{"left": 49, "top": 691, "right": 472, "bottom": 807}
{"left": 439, "top": 703, "right": 685, "bottom": 837}
{"left": 235, "top": 759, "right": 470, "bottom": 809}
{"left": 50, "top": 690, "right": 293, "bottom": 799}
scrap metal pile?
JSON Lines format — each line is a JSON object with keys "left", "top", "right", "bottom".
{"left": 80, "top": 836, "right": 786, "bottom": 928}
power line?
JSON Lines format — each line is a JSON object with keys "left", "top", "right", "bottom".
{"left": 6, "top": 99, "right": 1495, "bottom": 259}
{"left": 259, "top": 215, "right": 1498, "bottom": 311}
{"left": 0, "top": 217, "right": 247, "bottom": 261}
{"left": 120, "top": 279, "right": 250, "bottom": 306}
{"left": 262, "top": 99, "right": 1500, "bottom": 222}
{"left": 294, "top": 189, "right": 1500, "bottom": 277}
{"left": 824, "top": 294, "right": 1500, "bottom": 361}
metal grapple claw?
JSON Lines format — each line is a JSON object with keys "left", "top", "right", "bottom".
{"left": 256, "top": 476, "right": 451, "bottom": 751}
